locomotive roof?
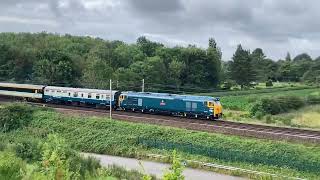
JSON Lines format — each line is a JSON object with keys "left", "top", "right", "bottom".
{"left": 45, "top": 86, "right": 118, "bottom": 94}
{"left": 0, "top": 82, "right": 44, "bottom": 90}
{"left": 123, "top": 91, "right": 218, "bottom": 102}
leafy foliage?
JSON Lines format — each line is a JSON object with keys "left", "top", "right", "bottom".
{"left": 250, "top": 96, "right": 305, "bottom": 116}
{"left": 230, "top": 45, "right": 256, "bottom": 88}
{"left": 0, "top": 103, "right": 35, "bottom": 132}
{"left": 0, "top": 32, "right": 222, "bottom": 91}
{"left": 0, "top": 151, "right": 26, "bottom": 180}
{"left": 163, "top": 150, "right": 185, "bottom": 180}
{"left": 27, "top": 110, "right": 320, "bottom": 175}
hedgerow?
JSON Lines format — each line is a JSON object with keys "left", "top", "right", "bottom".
{"left": 250, "top": 96, "right": 305, "bottom": 116}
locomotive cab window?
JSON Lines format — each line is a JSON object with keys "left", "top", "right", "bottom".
{"left": 96, "top": 94, "right": 100, "bottom": 99}
{"left": 207, "top": 101, "right": 214, "bottom": 107}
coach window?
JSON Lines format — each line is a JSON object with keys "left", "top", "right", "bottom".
{"left": 101, "top": 95, "right": 104, "bottom": 99}
{"left": 73, "top": 92, "right": 78, "bottom": 97}
{"left": 96, "top": 94, "right": 100, "bottom": 99}
{"left": 88, "top": 93, "right": 92, "bottom": 98}
{"left": 81, "top": 93, "right": 84, "bottom": 98}
{"left": 68, "top": 92, "right": 71, "bottom": 96}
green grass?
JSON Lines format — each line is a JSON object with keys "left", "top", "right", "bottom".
{"left": 1, "top": 106, "right": 319, "bottom": 179}
{"left": 220, "top": 88, "right": 320, "bottom": 111}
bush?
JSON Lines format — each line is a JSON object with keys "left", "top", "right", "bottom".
{"left": 0, "top": 151, "right": 26, "bottom": 180}
{"left": 266, "top": 80, "right": 273, "bottom": 87}
{"left": 103, "top": 164, "right": 154, "bottom": 180}
{"left": 306, "top": 94, "right": 320, "bottom": 105}
{"left": 14, "top": 138, "right": 41, "bottom": 162}
{"left": 250, "top": 96, "right": 305, "bottom": 116}
{"left": 0, "top": 104, "right": 35, "bottom": 132}
{"left": 38, "top": 134, "right": 102, "bottom": 179}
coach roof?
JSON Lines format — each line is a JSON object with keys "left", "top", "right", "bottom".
{"left": 45, "top": 86, "right": 118, "bottom": 94}
{"left": 0, "top": 82, "right": 44, "bottom": 90}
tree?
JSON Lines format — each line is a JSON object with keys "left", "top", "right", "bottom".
{"left": 33, "top": 49, "right": 78, "bottom": 86}
{"left": 208, "top": 38, "right": 217, "bottom": 49}
{"left": 168, "top": 59, "right": 185, "bottom": 86}
{"left": 230, "top": 44, "right": 256, "bottom": 88}
{"left": 82, "top": 56, "right": 113, "bottom": 89}
{"left": 293, "top": 53, "right": 312, "bottom": 61}
{"left": 302, "top": 61, "right": 320, "bottom": 83}
{"left": 250, "top": 48, "right": 266, "bottom": 81}
{"left": 285, "top": 52, "right": 291, "bottom": 61}
{"left": 137, "top": 36, "right": 163, "bottom": 57}
{"left": 206, "top": 38, "right": 222, "bottom": 87}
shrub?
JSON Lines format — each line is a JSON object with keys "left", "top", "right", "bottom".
{"left": 39, "top": 134, "right": 101, "bottom": 179}
{"left": 266, "top": 80, "right": 273, "bottom": 87}
{"left": 163, "top": 150, "right": 185, "bottom": 180}
{"left": 104, "top": 164, "right": 154, "bottom": 180}
{"left": 265, "top": 115, "right": 273, "bottom": 124}
{"left": 0, "top": 103, "right": 35, "bottom": 132}
{"left": 306, "top": 94, "right": 320, "bottom": 105}
{"left": 14, "top": 138, "right": 41, "bottom": 162}
{"left": 0, "top": 151, "right": 26, "bottom": 180}
{"left": 250, "top": 96, "right": 305, "bottom": 116}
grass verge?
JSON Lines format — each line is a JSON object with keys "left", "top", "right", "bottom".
{"left": 0, "top": 104, "right": 319, "bottom": 179}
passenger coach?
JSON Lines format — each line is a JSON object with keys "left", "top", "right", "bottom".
{"left": 0, "top": 82, "right": 44, "bottom": 100}
{"left": 43, "top": 86, "right": 119, "bottom": 108}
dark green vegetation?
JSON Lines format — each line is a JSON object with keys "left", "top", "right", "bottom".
{"left": 0, "top": 32, "right": 319, "bottom": 93}
{"left": 218, "top": 87, "right": 320, "bottom": 128}
{"left": 0, "top": 33, "right": 221, "bottom": 92}
{"left": 218, "top": 88, "right": 320, "bottom": 111}
{"left": 0, "top": 104, "right": 319, "bottom": 179}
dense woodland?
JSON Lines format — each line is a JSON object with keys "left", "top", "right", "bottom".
{"left": 0, "top": 32, "right": 319, "bottom": 92}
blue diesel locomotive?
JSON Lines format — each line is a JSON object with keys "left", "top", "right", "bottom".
{"left": 119, "top": 92, "right": 222, "bottom": 119}
{"left": 0, "top": 83, "right": 223, "bottom": 120}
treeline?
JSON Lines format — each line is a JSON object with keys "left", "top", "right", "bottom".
{"left": 225, "top": 45, "right": 320, "bottom": 89}
{"left": 0, "top": 32, "right": 221, "bottom": 92}
{"left": 0, "top": 32, "right": 319, "bottom": 92}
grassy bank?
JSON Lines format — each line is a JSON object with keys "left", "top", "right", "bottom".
{"left": 220, "top": 88, "right": 320, "bottom": 111}
{"left": 0, "top": 104, "right": 319, "bottom": 179}
{"left": 224, "top": 105, "right": 320, "bottom": 129}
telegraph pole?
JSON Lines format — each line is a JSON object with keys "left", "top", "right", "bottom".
{"left": 109, "top": 79, "right": 112, "bottom": 120}
{"left": 142, "top": 79, "right": 145, "bottom": 92}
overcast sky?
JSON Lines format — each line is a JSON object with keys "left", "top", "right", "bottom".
{"left": 0, "top": 0, "right": 319, "bottom": 60}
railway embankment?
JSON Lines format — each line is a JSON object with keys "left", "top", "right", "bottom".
{"left": 0, "top": 103, "right": 319, "bottom": 179}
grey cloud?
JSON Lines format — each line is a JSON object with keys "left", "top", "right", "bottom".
{"left": 0, "top": 0, "right": 320, "bottom": 60}
{"left": 128, "top": 0, "right": 184, "bottom": 13}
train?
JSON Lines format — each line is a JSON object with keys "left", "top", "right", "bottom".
{"left": 0, "top": 82, "right": 223, "bottom": 120}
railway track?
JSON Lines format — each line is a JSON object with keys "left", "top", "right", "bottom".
{"left": 1, "top": 97, "right": 319, "bottom": 144}
{"left": 21, "top": 101, "right": 320, "bottom": 144}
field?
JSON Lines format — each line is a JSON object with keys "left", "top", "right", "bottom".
{"left": 204, "top": 87, "right": 320, "bottom": 129}
{"left": 0, "top": 104, "right": 319, "bottom": 179}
